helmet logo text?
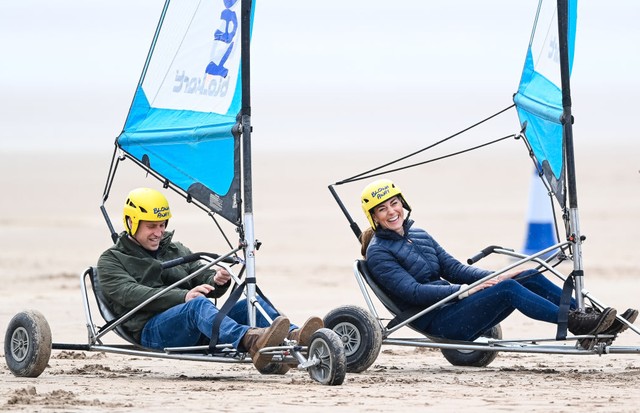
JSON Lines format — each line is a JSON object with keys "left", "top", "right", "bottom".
{"left": 370, "top": 185, "right": 390, "bottom": 200}
{"left": 153, "top": 206, "right": 171, "bottom": 219}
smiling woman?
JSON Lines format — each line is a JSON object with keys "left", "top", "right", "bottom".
{"left": 371, "top": 197, "right": 405, "bottom": 235}
{"left": 361, "top": 179, "right": 410, "bottom": 236}
{"left": 358, "top": 178, "right": 633, "bottom": 350}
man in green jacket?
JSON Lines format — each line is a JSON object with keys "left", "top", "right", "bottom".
{"left": 97, "top": 187, "right": 323, "bottom": 372}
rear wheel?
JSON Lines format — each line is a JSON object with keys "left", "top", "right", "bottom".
{"left": 324, "top": 305, "right": 382, "bottom": 373}
{"left": 4, "top": 310, "right": 52, "bottom": 377}
{"left": 306, "top": 328, "right": 346, "bottom": 385}
{"left": 440, "top": 324, "right": 501, "bottom": 367}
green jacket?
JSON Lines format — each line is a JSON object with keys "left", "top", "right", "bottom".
{"left": 97, "top": 231, "right": 230, "bottom": 342}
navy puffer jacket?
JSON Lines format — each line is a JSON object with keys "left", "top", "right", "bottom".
{"left": 365, "top": 219, "right": 491, "bottom": 313}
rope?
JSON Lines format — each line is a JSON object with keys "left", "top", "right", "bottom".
{"left": 336, "top": 104, "right": 516, "bottom": 185}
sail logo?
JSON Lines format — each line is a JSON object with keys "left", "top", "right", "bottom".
{"left": 206, "top": 1, "right": 238, "bottom": 79}
{"left": 547, "top": 36, "right": 560, "bottom": 64}
{"left": 173, "top": 70, "right": 229, "bottom": 97}
{"left": 172, "top": 0, "right": 239, "bottom": 99}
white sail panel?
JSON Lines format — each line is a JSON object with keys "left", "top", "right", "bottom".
{"left": 142, "top": 0, "right": 241, "bottom": 114}
{"left": 117, "top": 0, "right": 247, "bottom": 225}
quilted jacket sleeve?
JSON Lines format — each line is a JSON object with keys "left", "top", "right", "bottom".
{"left": 367, "top": 242, "right": 462, "bottom": 309}
{"left": 365, "top": 222, "right": 492, "bottom": 309}
{"left": 430, "top": 237, "right": 492, "bottom": 284}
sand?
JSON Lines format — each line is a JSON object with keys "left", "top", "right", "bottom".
{"left": 1, "top": 144, "right": 640, "bottom": 412}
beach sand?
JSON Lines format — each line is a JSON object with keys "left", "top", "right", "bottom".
{"left": 1, "top": 144, "right": 639, "bottom": 412}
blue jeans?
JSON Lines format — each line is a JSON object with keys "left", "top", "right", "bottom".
{"left": 416, "top": 270, "right": 576, "bottom": 341}
{"left": 140, "top": 295, "right": 295, "bottom": 350}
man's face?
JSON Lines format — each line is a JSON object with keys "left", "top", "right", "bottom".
{"left": 133, "top": 220, "right": 167, "bottom": 251}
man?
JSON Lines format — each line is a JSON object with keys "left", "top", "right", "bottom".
{"left": 97, "top": 187, "right": 323, "bottom": 372}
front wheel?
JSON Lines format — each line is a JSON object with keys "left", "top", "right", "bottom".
{"left": 4, "top": 310, "right": 52, "bottom": 377}
{"left": 440, "top": 324, "right": 502, "bottom": 367}
{"left": 324, "top": 305, "right": 382, "bottom": 373}
{"left": 306, "top": 328, "right": 346, "bottom": 385}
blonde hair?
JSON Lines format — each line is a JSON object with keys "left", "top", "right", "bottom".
{"left": 359, "top": 227, "right": 375, "bottom": 258}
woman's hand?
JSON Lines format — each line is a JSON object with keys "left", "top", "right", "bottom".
{"left": 469, "top": 269, "right": 526, "bottom": 296}
{"left": 497, "top": 269, "right": 524, "bottom": 281}
{"left": 469, "top": 280, "right": 497, "bottom": 295}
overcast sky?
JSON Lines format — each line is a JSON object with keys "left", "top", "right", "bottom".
{"left": 1, "top": 0, "right": 638, "bottom": 153}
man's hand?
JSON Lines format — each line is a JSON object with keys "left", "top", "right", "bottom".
{"left": 185, "top": 284, "right": 215, "bottom": 302}
{"left": 184, "top": 267, "right": 232, "bottom": 302}
{"left": 212, "top": 267, "right": 232, "bottom": 285}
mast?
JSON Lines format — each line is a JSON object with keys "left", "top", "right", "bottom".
{"left": 557, "top": 0, "right": 584, "bottom": 308}
{"left": 240, "top": 0, "right": 257, "bottom": 325}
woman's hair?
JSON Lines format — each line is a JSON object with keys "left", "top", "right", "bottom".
{"left": 359, "top": 227, "right": 375, "bottom": 258}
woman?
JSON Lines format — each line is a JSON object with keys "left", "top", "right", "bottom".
{"left": 360, "top": 179, "right": 636, "bottom": 348}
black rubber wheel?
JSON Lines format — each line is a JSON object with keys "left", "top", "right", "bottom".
{"left": 324, "top": 305, "right": 382, "bottom": 373}
{"left": 306, "top": 328, "right": 346, "bottom": 385}
{"left": 440, "top": 324, "right": 502, "bottom": 367}
{"left": 4, "top": 310, "right": 52, "bottom": 377}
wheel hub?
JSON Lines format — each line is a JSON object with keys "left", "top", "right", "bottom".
{"left": 10, "top": 327, "right": 29, "bottom": 362}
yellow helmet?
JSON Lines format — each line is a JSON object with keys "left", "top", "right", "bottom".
{"left": 360, "top": 179, "right": 411, "bottom": 230}
{"left": 123, "top": 188, "right": 172, "bottom": 236}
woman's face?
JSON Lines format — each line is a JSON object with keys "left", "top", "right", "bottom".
{"left": 372, "top": 196, "right": 405, "bottom": 235}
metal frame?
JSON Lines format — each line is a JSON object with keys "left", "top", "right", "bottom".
{"left": 324, "top": 0, "right": 640, "bottom": 363}
{"left": 50, "top": 252, "right": 313, "bottom": 367}
{"left": 351, "top": 246, "right": 640, "bottom": 357}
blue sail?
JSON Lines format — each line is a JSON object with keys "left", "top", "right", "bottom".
{"left": 514, "top": 0, "right": 577, "bottom": 206}
{"left": 117, "top": 0, "right": 250, "bottom": 225}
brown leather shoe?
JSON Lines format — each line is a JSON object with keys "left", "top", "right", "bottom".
{"left": 256, "top": 362, "right": 291, "bottom": 375}
{"left": 287, "top": 316, "right": 324, "bottom": 347}
{"left": 240, "top": 316, "right": 290, "bottom": 370}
